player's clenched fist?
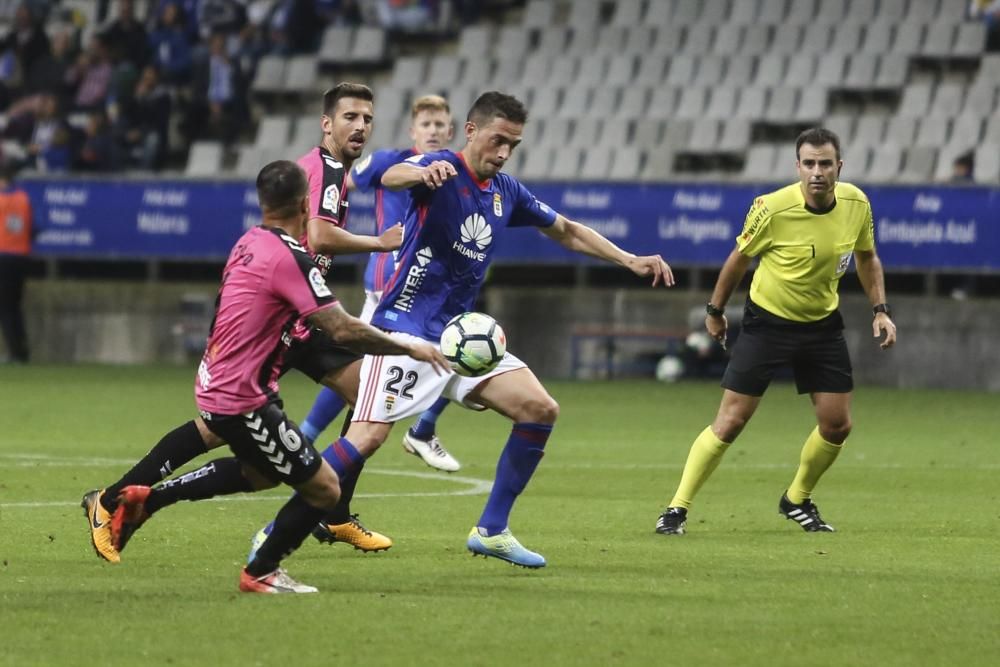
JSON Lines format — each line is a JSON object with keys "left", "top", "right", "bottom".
{"left": 420, "top": 160, "right": 458, "bottom": 189}
{"left": 377, "top": 222, "right": 403, "bottom": 251}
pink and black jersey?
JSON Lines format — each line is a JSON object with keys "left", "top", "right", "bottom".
{"left": 296, "top": 145, "right": 350, "bottom": 277}
{"left": 195, "top": 226, "right": 338, "bottom": 415}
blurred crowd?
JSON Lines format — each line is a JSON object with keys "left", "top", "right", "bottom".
{"left": 0, "top": 0, "right": 372, "bottom": 173}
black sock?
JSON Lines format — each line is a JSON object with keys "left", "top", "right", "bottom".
{"left": 101, "top": 421, "right": 208, "bottom": 513}
{"left": 247, "top": 494, "right": 327, "bottom": 577}
{"left": 339, "top": 409, "right": 353, "bottom": 437}
{"left": 144, "top": 458, "right": 254, "bottom": 515}
{"left": 324, "top": 461, "right": 363, "bottom": 524}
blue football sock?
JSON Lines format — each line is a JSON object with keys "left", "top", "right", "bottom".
{"left": 477, "top": 422, "right": 553, "bottom": 536}
{"left": 320, "top": 437, "right": 366, "bottom": 480}
{"left": 410, "top": 396, "right": 450, "bottom": 440}
{"left": 301, "top": 387, "right": 347, "bottom": 443}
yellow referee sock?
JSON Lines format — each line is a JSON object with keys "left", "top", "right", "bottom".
{"left": 669, "top": 426, "right": 731, "bottom": 509}
{"left": 786, "top": 427, "right": 843, "bottom": 505}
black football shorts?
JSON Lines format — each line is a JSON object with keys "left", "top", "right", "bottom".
{"left": 722, "top": 300, "right": 853, "bottom": 396}
{"left": 280, "top": 327, "right": 362, "bottom": 383}
{"left": 201, "top": 399, "right": 322, "bottom": 485}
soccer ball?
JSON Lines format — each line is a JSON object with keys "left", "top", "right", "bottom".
{"left": 439, "top": 312, "right": 506, "bottom": 377}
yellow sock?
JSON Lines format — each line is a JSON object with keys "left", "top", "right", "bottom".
{"left": 669, "top": 426, "right": 731, "bottom": 509}
{"left": 786, "top": 427, "right": 843, "bottom": 504}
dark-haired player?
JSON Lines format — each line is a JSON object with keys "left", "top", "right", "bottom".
{"left": 82, "top": 160, "right": 448, "bottom": 593}
{"left": 82, "top": 84, "right": 399, "bottom": 561}
{"left": 279, "top": 82, "right": 402, "bottom": 552}
{"left": 295, "top": 93, "right": 461, "bottom": 475}
{"left": 254, "top": 91, "right": 674, "bottom": 568}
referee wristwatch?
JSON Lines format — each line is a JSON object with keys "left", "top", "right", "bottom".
{"left": 872, "top": 303, "right": 892, "bottom": 317}
{"left": 706, "top": 302, "right": 725, "bottom": 317}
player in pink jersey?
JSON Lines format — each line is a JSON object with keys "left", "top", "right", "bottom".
{"left": 82, "top": 161, "right": 447, "bottom": 593}
{"left": 83, "top": 84, "right": 397, "bottom": 559}
{"left": 276, "top": 83, "right": 404, "bottom": 552}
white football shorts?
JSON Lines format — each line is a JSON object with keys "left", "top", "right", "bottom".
{"left": 353, "top": 331, "right": 526, "bottom": 423}
{"left": 358, "top": 289, "right": 381, "bottom": 323}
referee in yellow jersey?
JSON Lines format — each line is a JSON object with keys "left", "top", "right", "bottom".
{"left": 656, "top": 128, "right": 896, "bottom": 535}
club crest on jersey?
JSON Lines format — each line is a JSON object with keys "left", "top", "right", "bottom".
{"left": 454, "top": 213, "right": 492, "bottom": 261}
{"left": 308, "top": 267, "right": 332, "bottom": 298}
{"left": 493, "top": 193, "right": 502, "bottom": 217}
{"left": 322, "top": 184, "right": 340, "bottom": 213}
{"left": 384, "top": 394, "right": 395, "bottom": 413}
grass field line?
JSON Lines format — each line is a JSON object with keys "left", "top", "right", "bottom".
{"left": 0, "top": 453, "right": 494, "bottom": 508}
{"left": 1, "top": 451, "right": 996, "bottom": 472}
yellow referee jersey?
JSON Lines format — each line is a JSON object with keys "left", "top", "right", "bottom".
{"left": 737, "top": 182, "right": 874, "bottom": 322}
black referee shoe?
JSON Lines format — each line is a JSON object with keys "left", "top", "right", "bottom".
{"left": 655, "top": 507, "right": 687, "bottom": 535}
{"left": 779, "top": 493, "right": 835, "bottom": 532}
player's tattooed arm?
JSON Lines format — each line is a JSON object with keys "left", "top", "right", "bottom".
{"left": 306, "top": 306, "right": 450, "bottom": 372}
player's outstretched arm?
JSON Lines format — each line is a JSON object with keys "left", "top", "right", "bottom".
{"left": 307, "top": 217, "right": 402, "bottom": 256}
{"left": 541, "top": 214, "right": 675, "bottom": 286}
{"left": 381, "top": 160, "right": 457, "bottom": 191}
{"left": 854, "top": 248, "right": 897, "bottom": 349}
{"left": 307, "top": 304, "right": 450, "bottom": 373}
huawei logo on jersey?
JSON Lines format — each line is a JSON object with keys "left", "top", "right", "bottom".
{"left": 461, "top": 214, "right": 492, "bottom": 249}
{"left": 453, "top": 213, "right": 492, "bottom": 262}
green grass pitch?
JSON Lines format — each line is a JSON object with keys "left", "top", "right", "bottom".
{"left": 1, "top": 365, "right": 997, "bottom": 666}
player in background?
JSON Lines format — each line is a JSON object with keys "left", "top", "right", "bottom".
{"left": 82, "top": 160, "right": 448, "bottom": 593}
{"left": 654, "top": 128, "right": 897, "bottom": 537}
{"left": 255, "top": 91, "right": 675, "bottom": 569}
{"left": 297, "top": 94, "right": 461, "bottom": 474}
{"left": 280, "top": 82, "right": 402, "bottom": 552}
{"left": 81, "top": 84, "right": 396, "bottom": 562}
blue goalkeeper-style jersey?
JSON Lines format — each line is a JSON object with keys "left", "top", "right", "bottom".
{"left": 371, "top": 150, "right": 557, "bottom": 340}
{"left": 350, "top": 147, "right": 415, "bottom": 293}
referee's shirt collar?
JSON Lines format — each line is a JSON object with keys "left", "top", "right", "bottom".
{"left": 804, "top": 197, "right": 837, "bottom": 215}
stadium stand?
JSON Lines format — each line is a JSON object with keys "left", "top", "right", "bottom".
{"left": 0, "top": 0, "right": 995, "bottom": 185}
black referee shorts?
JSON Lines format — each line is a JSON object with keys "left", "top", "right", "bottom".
{"left": 722, "top": 300, "right": 853, "bottom": 397}
{"left": 280, "top": 327, "right": 362, "bottom": 383}
{"left": 202, "top": 399, "right": 322, "bottom": 485}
